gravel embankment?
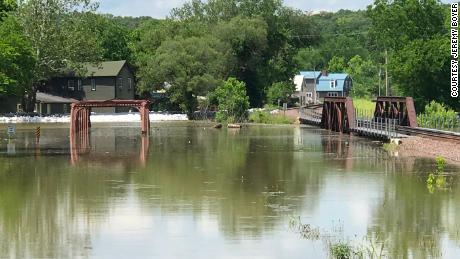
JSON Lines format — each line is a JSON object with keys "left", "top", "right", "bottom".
{"left": 397, "top": 136, "right": 460, "bottom": 165}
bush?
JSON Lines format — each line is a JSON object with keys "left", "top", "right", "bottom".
{"left": 330, "top": 242, "right": 352, "bottom": 259}
{"left": 417, "top": 101, "right": 458, "bottom": 129}
{"left": 248, "top": 110, "right": 294, "bottom": 124}
{"left": 214, "top": 78, "right": 250, "bottom": 123}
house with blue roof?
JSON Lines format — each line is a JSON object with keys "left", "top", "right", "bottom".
{"left": 294, "top": 70, "right": 352, "bottom": 106}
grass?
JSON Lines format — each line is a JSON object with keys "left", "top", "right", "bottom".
{"left": 383, "top": 143, "right": 398, "bottom": 152}
{"left": 353, "top": 99, "right": 375, "bottom": 111}
{"left": 248, "top": 110, "right": 294, "bottom": 124}
{"left": 289, "top": 217, "right": 387, "bottom": 259}
{"left": 330, "top": 243, "right": 353, "bottom": 259}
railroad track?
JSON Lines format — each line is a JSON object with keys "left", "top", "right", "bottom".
{"left": 396, "top": 126, "right": 460, "bottom": 142}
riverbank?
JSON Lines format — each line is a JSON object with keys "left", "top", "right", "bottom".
{"left": 397, "top": 136, "right": 460, "bottom": 165}
{"left": 0, "top": 112, "right": 188, "bottom": 123}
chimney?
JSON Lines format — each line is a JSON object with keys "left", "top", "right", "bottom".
{"left": 321, "top": 70, "right": 328, "bottom": 77}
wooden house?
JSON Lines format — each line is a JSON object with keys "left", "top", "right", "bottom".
{"left": 39, "top": 60, "right": 135, "bottom": 113}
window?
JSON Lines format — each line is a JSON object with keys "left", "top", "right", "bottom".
{"left": 306, "top": 92, "right": 313, "bottom": 98}
{"left": 330, "top": 80, "right": 336, "bottom": 88}
{"left": 327, "top": 92, "right": 338, "bottom": 97}
{"left": 77, "top": 79, "right": 82, "bottom": 91}
{"left": 128, "top": 78, "right": 133, "bottom": 91}
{"left": 118, "top": 77, "right": 123, "bottom": 89}
{"left": 68, "top": 80, "right": 76, "bottom": 91}
{"left": 91, "top": 79, "right": 96, "bottom": 91}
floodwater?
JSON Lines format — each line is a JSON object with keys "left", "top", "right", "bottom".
{"left": 0, "top": 122, "right": 459, "bottom": 259}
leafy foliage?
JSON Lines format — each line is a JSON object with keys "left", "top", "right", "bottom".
{"left": 138, "top": 36, "right": 231, "bottom": 117}
{"left": 141, "top": 0, "right": 319, "bottom": 107}
{"left": 417, "top": 101, "right": 458, "bottom": 129}
{"left": 266, "top": 81, "right": 295, "bottom": 105}
{"left": 368, "top": 0, "right": 454, "bottom": 110}
{"left": 0, "top": 16, "right": 35, "bottom": 96}
{"left": 15, "top": 0, "right": 103, "bottom": 110}
{"left": 248, "top": 110, "right": 293, "bottom": 124}
{"left": 214, "top": 78, "right": 249, "bottom": 123}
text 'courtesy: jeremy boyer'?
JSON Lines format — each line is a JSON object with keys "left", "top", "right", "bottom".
{"left": 451, "top": 3, "right": 459, "bottom": 98}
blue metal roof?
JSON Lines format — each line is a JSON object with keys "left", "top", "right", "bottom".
{"left": 316, "top": 73, "right": 349, "bottom": 92}
{"left": 317, "top": 79, "right": 346, "bottom": 92}
{"left": 318, "top": 73, "right": 349, "bottom": 81}
{"left": 299, "top": 71, "right": 320, "bottom": 79}
{"left": 296, "top": 72, "right": 350, "bottom": 92}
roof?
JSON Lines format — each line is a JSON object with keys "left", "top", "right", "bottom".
{"left": 295, "top": 71, "right": 350, "bottom": 92}
{"left": 59, "top": 60, "right": 128, "bottom": 78}
{"left": 36, "top": 92, "right": 78, "bottom": 104}
{"left": 83, "top": 60, "right": 127, "bottom": 77}
{"left": 299, "top": 71, "right": 320, "bottom": 79}
{"left": 293, "top": 75, "right": 304, "bottom": 92}
{"left": 317, "top": 73, "right": 349, "bottom": 81}
{"left": 317, "top": 79, "right": 347, "bottom": 92}
{"left": 317, "top": 73, "right": 349, "bottom": 92}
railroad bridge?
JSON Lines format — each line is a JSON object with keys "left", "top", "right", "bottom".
{"left": 69, "top": 100, "right": 151, "bottom": 165}
{"left": 300, "top": 96, "right": 418, "bottom": 140}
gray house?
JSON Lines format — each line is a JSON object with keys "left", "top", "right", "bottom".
{"left": 40, "top": 60, "right": 135, "bottom": 113}
{"left": 295, "top": 70, "right": 352, "bottom": 105}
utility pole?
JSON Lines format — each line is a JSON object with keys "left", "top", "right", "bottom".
{"left": 385, "top": 49, "right": 389, "bottom": 96}
{"left": 378, "top": 67, "right": 381, "bottom": 96}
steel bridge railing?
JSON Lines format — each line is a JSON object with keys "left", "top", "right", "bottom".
{"left": 354, "top": 117, "right": 400, "bottom": 139}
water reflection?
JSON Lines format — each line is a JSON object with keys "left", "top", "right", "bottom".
{"left": 70, "top": 129, "right": 150, "bottom": 167}
{"left": 0, "top": 123, "right": 459, "bottom": 258}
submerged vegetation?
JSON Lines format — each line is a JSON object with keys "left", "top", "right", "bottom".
{"left": 382, "top": 143, "right": 397, "bottom": 152}
{"left": 289, "top": 217, "right": 386, "bottom": 259}
{"left": 426, "top": 156, "right": 451, "bottom": 193}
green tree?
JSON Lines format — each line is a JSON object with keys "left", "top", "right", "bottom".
{"left": 368, "top": 0, "right": 445, "bottom": 50}
{"left": 16, "top": 0, "right": 103, "bottom": 111}
{"left": 368, "top": 0, "right": 453, "bottom": 110}
{"left": 137, "top": 36, "right": 232, "bottom": 117}
{"left": 214, "top": 16, "right": 268, "bottom": 105}
{"left": 89, "top": 14, "right": 133, "bottom": 62}
{"left": 294, "top": 47, "right": 325, "bottom": 71}
{"left": 214, "top": 77, "right": 249, "bottom": 123}
{"left": 0, "top": 16, "right": 35, "bottom": 97}
{"left": 389, "top": 36, "right": 454, "bottom": 110}
{"left": 345, "top": 55, "right": 379, "bottom": 98}
{"left": 327, "top": 56, "right": 346, "bottom": 72}
{"left": 0, "top": 0, "right": 16, "bottom": 20}
{"left": 170, "top": 0, "right": 318, "bottom": 106}
{"left": 266, "top": 81, "right": 295, "bottom": 105}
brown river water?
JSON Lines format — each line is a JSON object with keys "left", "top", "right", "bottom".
{"left": 0, "top": 122, "right": 459, "bottom": 258}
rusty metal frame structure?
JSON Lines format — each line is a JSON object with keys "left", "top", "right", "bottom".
{"left": 373, "top": 97, "right": 417, "bottom": 127}
{"left": 321, "top": 97, "right": 356, "bottom": 133}
{"left": 70, "top": 100, "right": 151, "bottom": 137}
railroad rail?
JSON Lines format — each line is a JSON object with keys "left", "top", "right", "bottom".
{"left": 396, "top": 126, "right": 460, "bottom": 142}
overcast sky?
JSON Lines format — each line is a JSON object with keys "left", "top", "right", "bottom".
{"left": 99, "top": 0, "right": 454, "bottom": 18}
{"left": 98, "top": 0, "right": 377, "bottom": 18}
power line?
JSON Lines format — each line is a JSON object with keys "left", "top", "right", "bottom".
{"left": 289, "top": 31, "right": 369, "bottom": 38}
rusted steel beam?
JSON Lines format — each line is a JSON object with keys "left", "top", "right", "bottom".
{"left": 70, "top": 100, "right": 152, "bottom": 135}
{"left": 321, "top": 97, "right": 355, "bottom": 133}
{"left": 73, "top": 100, "right": 151, "bottom": 108}
{"left": 323, "top": 97, "right": 348, "bottom": 103}
{"left": 374, "top": 96, "right": 417, "bottom": 128}
{"left": 345, "top": 97, "right": 356, "bottom": 129}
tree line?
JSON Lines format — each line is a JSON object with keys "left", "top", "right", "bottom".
{"left": 0, "top": 0, "right": 457, "bottom": 116}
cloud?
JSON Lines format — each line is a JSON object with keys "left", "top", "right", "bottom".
{"left": 98, "top": 0, "right": 186, "bottom": 18}
{"left": 98, "top": 0, "right": 452, "bottom": 18}
{"left": 284, "top": 0, "right": 373, "bottom": 12}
